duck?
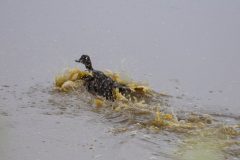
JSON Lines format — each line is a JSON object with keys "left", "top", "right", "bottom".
{"left": 75, "top": 55, "right": 131, "bottom": 101}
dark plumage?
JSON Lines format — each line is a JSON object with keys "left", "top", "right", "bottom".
{"left": 75, "top": 55, "right": 131, "bottom": 101}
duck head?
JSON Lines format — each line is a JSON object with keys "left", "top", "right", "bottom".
{"left": 75, "top": 55, "right": 93, "bottom": 70}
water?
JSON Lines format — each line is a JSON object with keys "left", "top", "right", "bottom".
{"left": 0, "top": 0, "right": 240, "bottom": 160}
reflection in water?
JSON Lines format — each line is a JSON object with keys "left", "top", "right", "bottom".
{"left": 179, "top": 138, "right": 224, "bottom": 160}
{"left": 177, "top": 126, "right": 240, "bottom": 160}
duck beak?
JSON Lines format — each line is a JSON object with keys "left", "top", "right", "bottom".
{"left": 75, "top": 59, "right": 81, "bottom": 63}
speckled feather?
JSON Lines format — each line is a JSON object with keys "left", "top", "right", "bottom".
{"left": 76, "top": 55, "right": 131, "bottom": 101}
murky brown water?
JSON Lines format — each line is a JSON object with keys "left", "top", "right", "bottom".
{"left": 0, "top": 0, "right": 240, "bottom": 160}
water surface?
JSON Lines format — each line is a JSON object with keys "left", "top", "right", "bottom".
{"left": 0, "top": 0, "right": 240, "bottom": 160}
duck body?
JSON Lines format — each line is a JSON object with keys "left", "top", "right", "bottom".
{"left": 76, "top": 55, "right": 131, "bottom": 101}
{"left": 85, "top": 70, "right": 116, "bottom": 100}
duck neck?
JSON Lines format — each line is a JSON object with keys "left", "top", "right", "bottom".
{"left": 85, "top": 61, "right": 93, "bottom": 71}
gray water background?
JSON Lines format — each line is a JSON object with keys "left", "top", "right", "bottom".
{"left": 0, "top": 0, "right": 240, "bottom": 160}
